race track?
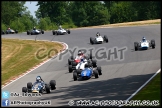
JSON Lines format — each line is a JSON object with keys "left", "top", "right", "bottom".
{"left": 2, "top": 24, "right": 161, "bottom": 107}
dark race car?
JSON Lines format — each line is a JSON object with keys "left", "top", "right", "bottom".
{"left": 27, "top": 29, "right": 44, "bottom": 35}
{"left": 22, "top": 76, "right": 56, "bottom": 94}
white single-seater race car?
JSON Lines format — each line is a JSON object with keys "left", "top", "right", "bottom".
{"left": 134, "top": 38, "right": 155, "bottom": 51}
{"left": 90, "top": 32, "right": 108, "bottom": 45}
{"left": 5, "top": 28, "right": 18, "bottom": 34}
{"left": 52, "top": 28, "right": 70, "bottom": 35}
{"left": 27, "top": 29, "right": 44, "bottom": 35}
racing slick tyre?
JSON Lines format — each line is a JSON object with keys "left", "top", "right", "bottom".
{"left": 93, "top": 70, "right": 99, "bottom": 78}
{"left": 70, "top": 56, "right": 74, "bottom": 60}
{"left": 15, "top": 30, "right": 18, "bottom": 34}
{"left": 69, "top": 65, "right": 73, "bottom": 73}
{"left": 22, "top": 87, "right": 27, "bottom": 93}
{"left": 89, "top": 53, "right": 93, "bottom": 60}
{"left": 45, "top": 84, "right": 51, "bottom": 93}
{"left": 104, "top": 35, "right": 108, "bottom": 43}
{"left": 50, "top": 80, "right": 56, "bottom": 90}
{"left": 97, "top": 66, "right": 102, "bottom": 75}
{"left": 73, "top": 72, "right": 78, "bottom": 81}
{"left": 72, "top": 61, "right": 77, "bottom": 66}
{"left": 6, "top": 31, "right": 8, "bottom": 34}
{"left": 67, "top": 30, "right": 70, "bottom": 34}
{"left": 151, "top": 39, "right": 155, "bottom": 49}
{"left": 31, "top": 32, "right": 33, "bottom": 35}
{"left": 90, "top": 37, "right": 95, "bottom": 45}
{"left": 68, "top": 59, "right": 72, "bottom": 65}
{"left": 134, "top": 42, "right": 139, "bottom": 51}
{"left": 92, "top": 59, "right": 97, "bottom": 67}
{"left": 41, "top": 30, "right": 44, "bottom": 34}
{"left": 27, "top": 82, "right": 32, "bottom": 89}
{"left": 52, "top": 31, "right": 55, "bottom": 35}
{"left": 76, "top": 69, "right": 82, "bottom": 75}
{"left": 27, "top": 31, "right": 30, "bottom": 35}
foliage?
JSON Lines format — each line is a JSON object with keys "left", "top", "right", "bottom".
{"left": 1, "top": 1, "right": 161, "bottom": 32}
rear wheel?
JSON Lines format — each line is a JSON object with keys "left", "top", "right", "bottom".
{"left": 67, "top": 30, "right": 70, "bottom": 34}
{"left": 41, "top": 30, "right": 44, "bottom": 34}
{"left": 50, "top": 80, "right": 56, "bottom": 90}
{"left": 151, "top": 39, "right": 155, "bottom": 49}
{"left": 134, "top": 42, "right": 139, "bottom": 51}
{"left": 90, "top": 37, "right": 94, "bottom": 45}
{"left": 104, "top": 35, "right": 108, "bottom": 43}
{"left": 53, "top": 31, "right": 55, "bottom": 35}
{"left": 97, "top": 67, "right": 102, "bottom": 75}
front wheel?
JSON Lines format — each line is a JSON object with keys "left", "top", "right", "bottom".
{"left": 93, "top": 70, "right": 99, "bottom": 78}
{"left": 73, "top": 72, "right": 77, "bottom": 81}
{"left": 45, "top": 84, "right": 51, "bottom": 93}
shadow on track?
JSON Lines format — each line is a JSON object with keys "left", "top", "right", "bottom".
{"left": 32, "top": 73, "right": 154, "bottom": 106}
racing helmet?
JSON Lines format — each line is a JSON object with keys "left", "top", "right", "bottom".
{"left": 78, "top": 51, "right": 82, "bottom": 56}
{"left": 36, "top": 76, "right": 41, "bottom": 82}
{"left": 142, "top": 37, "right": 146, "bottom": 42}
{"left": 96, "top": 32, "right": 100, "bottom": 37}
{"left": 81, "top": 58, "right": 84, "bottom": 62}
{"left": 8, "top": 28, "right": 10, "bottom": 30}
{"left": 84, "top": 63, "right": 89, "bottom": 68}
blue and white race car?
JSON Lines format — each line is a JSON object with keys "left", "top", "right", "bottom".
{"left": 134, "top": 37, "right": 155, "bottom": 51}
{"left": 22, "top": 76, "right": 56, "bottom": 93}
{"left": 73, "top": 64, "right": 102, "bottom": 81}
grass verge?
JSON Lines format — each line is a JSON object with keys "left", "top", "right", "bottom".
{"left": 70, "top": 19, "right": 160, "bottom": 30}
{"left": 2, "top": 38, "right": 63, "bottom": 85}
{"left": 127, "top": 72, "right": 161, "bottom": 107}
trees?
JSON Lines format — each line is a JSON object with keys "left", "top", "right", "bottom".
{"left": 2, "top": 1, "right": 160, "bottom": 32}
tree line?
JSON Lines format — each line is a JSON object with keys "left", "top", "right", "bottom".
{"left": 1, "top": 1, "right": 160, "bottom": 32}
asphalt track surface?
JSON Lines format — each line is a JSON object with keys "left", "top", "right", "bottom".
{"left": 2, "top": 24, "right": 160, "bottom": 107}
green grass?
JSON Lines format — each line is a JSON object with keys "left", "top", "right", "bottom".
{"left": 2, "top": 38, "right": 63, "bottom": 85}
{"left": 128, "top": 72, "right": 161, "bottom": 107}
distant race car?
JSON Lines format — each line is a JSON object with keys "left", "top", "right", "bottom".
{"left": 90, "top": 33, "right": 108, "bottom": 45}
{"left": 22, "top": 79, "right": 56, "bottom": 93}
{"left": 27, "top": 29, "right": 44, "bottom": 35}
{"left": 52, "top": 27, "right": 70, "bottom": 35}
{"left": 6, "top": 28, "right": 18, "bottom": 34}
{"left": 73, "top": 64, "right": 102, "bottom": 81}
{"left": 134, "top": 38, "right": 155, "bottom": 51}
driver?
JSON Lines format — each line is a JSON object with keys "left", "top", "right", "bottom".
{"left": 8, "top": 27, "right": 10, "bottom": 30}
{"left": 33, "top": 27, "right": 36, "bottom": 30}
{"left": 59, "top": 25, "right": 62, "bottom": 30}
{"left": 33, "top": 76, "right": 44, "bottom": 86}
{"left": 96, "top": 32, "right": 100, "bottom": 37}
{"left": 142, "top": 37, "right": 146, "bottom": 42}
